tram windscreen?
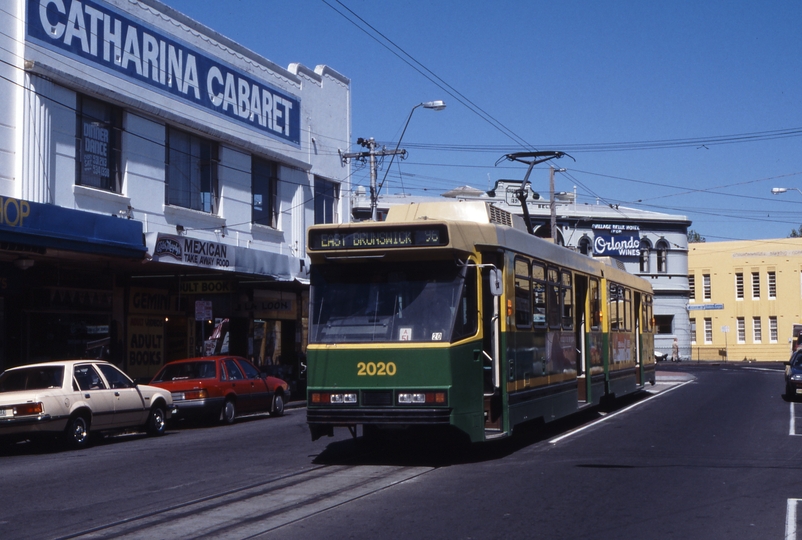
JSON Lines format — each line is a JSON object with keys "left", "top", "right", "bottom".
{"left": 310, "top": 261, "right": 476, "bottom": 344}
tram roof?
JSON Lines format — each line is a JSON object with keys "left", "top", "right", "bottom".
{"left": 311, "top": 200, "right": 651, "bottom": 293}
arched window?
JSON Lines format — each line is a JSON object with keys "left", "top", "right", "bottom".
{"left": 578, "top": 236, "right": 592, "bottom": 256}
{"left": 656, "top": 240, "right": 669, "bottom": 273}
{"left": 639, "top": 239, "right": 652, "bottom": 273}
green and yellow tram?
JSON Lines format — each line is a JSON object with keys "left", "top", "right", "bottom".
{"left": 306, "top": 201, "right": 654, "bottom": 443}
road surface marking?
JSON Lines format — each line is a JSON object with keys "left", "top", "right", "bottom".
{"left": 549, "top": 379, "right": 693, "bottom": 444}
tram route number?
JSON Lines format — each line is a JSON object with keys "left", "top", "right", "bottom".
{"left": 357, "top": 361, "right": 397, "bottom": 376}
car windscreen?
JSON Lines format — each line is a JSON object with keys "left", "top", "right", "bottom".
{"left": 0, "top": 366, "right": 65, "bottom": 392}
{"left": 152, "top": 361, "right": 216, "bottom": 382}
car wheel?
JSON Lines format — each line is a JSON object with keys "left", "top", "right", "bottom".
{"left": 64, "top": 414, "right": 91, "bottom": 449}
{"left": 271, "top": 393, "right": 285, "bottom": 417}
{"left": 220, "top": 399, "right": 236, "bottom": 424}
{"left": 146, "top": 404, "right": 166, "bottom": 436}
{"left": 787, "top": 383, "right": 796, "bottom": 400}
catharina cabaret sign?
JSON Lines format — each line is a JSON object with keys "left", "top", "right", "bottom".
{"left": 592, "top": 224, "right": 641, "bottom": 257}
{"left": 27, "top": 0, "right": 301, "bottom": 145}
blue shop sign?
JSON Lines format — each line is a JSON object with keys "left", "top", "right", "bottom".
{"left": 593, "top": 233, "right": 641, "bottom": 257}
{"left": 0, "top": 197, "right": 145, "bottom": 257}
{"left": 26, "top": 0, "right": 301, "bottom": 146}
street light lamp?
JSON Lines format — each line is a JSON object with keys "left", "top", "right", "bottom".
{"left": 375, "top": 100, "right": 446, "bottom": 219}
{"left": 772, "top": 187, "right": 802, "bottom": 196}
{"left": 550, "top": 166, "right": 566, "bottom": 242}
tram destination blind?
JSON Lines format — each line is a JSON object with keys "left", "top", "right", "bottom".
{"left": 309, "top": 226, "right": 448, "bottom": 250}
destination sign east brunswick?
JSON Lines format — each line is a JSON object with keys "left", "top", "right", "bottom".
{"left": 309, "top": 226, "right": 448, "bottom": 251}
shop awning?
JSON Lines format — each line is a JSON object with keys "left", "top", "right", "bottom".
{"left": 0, "top": 198, "right": 146, "bottom": 258}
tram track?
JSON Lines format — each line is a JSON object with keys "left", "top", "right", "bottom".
{"left": 56, "top": 463, "right": 434, "bottom": 540}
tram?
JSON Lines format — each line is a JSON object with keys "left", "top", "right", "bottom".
{"left": 306, "top": 200, "right": 655, "bottom": 443}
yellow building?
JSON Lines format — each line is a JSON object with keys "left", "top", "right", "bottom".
{"left": 687, "top": 238, "right": 802, "bottom": 361}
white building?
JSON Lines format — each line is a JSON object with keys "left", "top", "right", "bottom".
{"left": 0, "top": 0, "right": 350, "bottom": 388}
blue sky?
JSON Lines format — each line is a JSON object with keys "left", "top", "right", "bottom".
{"left": 161, "top": 0, "right": 802, "bottom": 241}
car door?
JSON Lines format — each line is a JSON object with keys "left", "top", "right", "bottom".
{"left": 96, "top": 363, "right": 148, "bottom": 427}
{"left": 223, "top": 358, "right": 253, "bottom": 413}
{"left": 73, "top": 364, "right": 116, "bottom": 428}
{"left": 237, "top": 358, "right": 271, "bottom": 413}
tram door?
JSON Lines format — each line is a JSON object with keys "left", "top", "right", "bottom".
{"left": 574, "top": 275, "right": 589, "bottom": 402}
{"left": 482, "top": 255, "right": 503, "bottom": 432}
{"left": 634, "top": 292, "right": 643, "bottom": 385}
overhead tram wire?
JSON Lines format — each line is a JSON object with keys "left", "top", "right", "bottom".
{"left": 322, "top": 0, "right": 537, "bottom": 152}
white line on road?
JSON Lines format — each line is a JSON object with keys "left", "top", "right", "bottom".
{"left": 787, "top": 499, "right": 800, "bottom": 540}
{"left": 549, "top": 379, "right": 694, "bottom": 444}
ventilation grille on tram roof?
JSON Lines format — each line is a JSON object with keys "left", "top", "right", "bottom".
{"left": 488, "top": 205, "right": 513, "bottom": 227}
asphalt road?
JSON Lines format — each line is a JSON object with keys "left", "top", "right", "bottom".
{"left": 1, "top": 362, "right": 799, "bottom": 540}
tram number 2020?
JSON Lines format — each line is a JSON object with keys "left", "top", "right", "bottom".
{"left": 357, "top": 361, "right": 397, "bottom": 376}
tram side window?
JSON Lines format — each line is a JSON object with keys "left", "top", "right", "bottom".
{"left": 590, "top": 278, "right": 601, "bottom": 330}
{"left": 547, "top": 268, "right": 561, "bottom": 329}
{"left": 623, "top": 288, "right": 632, "bottom": 331}
{"left": 452, "top": 266, "right": 478, "bottom": 341}
{"left": 642, "top": 295, "right": 654, "bottom": 333}
{"left": 532, "top": 263, "right": 547, "bottom": 327}
{"left": 561, "top": 271, "right": 573, "bottom": 329}
{"left": 609, "top": 283, "right": 622, "bottom": 331}
{"left": 514, "top": 258, "right": 531, "bottom": 329}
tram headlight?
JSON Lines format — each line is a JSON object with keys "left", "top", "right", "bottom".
{"left": 309, "top": 392, "right": 357, "bottom": 405}
{"left": 397, "top": 391, "right": 447, "bottom": 405}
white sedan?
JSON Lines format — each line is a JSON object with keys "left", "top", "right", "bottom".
{"left": 0, "top": 360, "right": 174, "bottom": 449}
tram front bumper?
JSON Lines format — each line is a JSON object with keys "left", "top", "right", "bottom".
{"left": 307, "top": 407, "right": 452, "bottom": 427}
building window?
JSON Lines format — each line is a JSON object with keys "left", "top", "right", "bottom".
{"left": 690, "top": 318, "right": 696, "bottom": 344}
{"left": 751, "top": 272, "right": 760, "bottom": 300}
{"left": 703, "top": 274, "right": 711, "bottom": 301}
{"left": 704, "top": 318, "right": 713, "bottom": 344}
{"left": 76, "top": 95, "right": 122, "bottom": 192}
{"left": 654, "top": 314, "right": 673, "bottom": 334}
{"left": 639, "top": 241, "right": 651, "bottom": 273}
{"left": 688, "top": 274, "right": 695, "bottom": 302}
{"left": 314, "top": 177, "right": 339, "bottom": 224}
{"left": 735, "top": 273, "right": 744, "bottom": 300}
{"left": 578, "top": 236, "right": 592, "bottom": 256}
{"left": 252, "top": 157, "right": 278, "bottom": 228}
{"left": 737, "top": 317, "right": 745, "bottom": 343}
{"left": 770, "top": 316, "right": 778, "bottom": 343}
{"left": 656, "top": 241, "right": 668, "bottom": 273}
{"left": 752, "top": 317, "right": 761, "bottom": 343}
{"left": 768, "top": 271, "right": 776, "bottom": 299}
{"left": 166, "top": 128, "right": 218, "bottom": 213}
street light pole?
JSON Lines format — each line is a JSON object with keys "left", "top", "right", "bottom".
{"left": 339, "top": 101, "right": 445, "bottom": 221}
{"left": 377, "top": 100, "right": 446, "bottom": 204}
{"left": 549, "top": 166, "right": 566, "bottom": 242}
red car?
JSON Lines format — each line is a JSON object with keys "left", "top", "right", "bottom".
{"left": 149, "top": 356, "right": 290, "bottom": 424}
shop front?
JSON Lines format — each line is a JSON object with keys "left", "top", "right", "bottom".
{"left": 0, "top": 198, "right": 146, "bottom": 372}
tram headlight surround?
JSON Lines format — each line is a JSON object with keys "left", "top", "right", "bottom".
{"left": 309, "top": 391, "right": 358, "bottom": 405}
{"left": 397, "top": 391, "right": 447, "bottom": 406}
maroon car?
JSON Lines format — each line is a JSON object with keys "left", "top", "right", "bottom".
{"left": 150, "top": 356, "right": 290, "bottom": 424}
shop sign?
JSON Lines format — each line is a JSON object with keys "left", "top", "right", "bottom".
{"left": 181, "top": 280, "right": 234, "bottom": 294}
{"left": 129, "top": 288, "right": 179, "bottom": 313}
{"left": 195, "top": 300, "right": 213, "bottom": 321}
{"left": 235, "top": 290, "right": 296, "bottom": 319}
{"left": 26, "top": 0, "right": 301, "bottom": 146}
{"left": 153, "top": 234, "right": 234, "bottom": 270}
{"left": 127, "top": 316, "right": 164, "bottom": 379}
{"left": 687, "top": 304, "right": 724, "bottom": 311}
{"left": 37, "top": 287, "right": 112, "bottom": 311}
{"left": 592, "top": 224, "right": 641, "bottom": 257}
